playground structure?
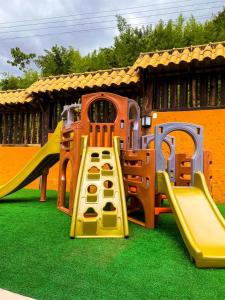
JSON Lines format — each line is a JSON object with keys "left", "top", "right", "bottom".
{"left": 0, "top": 91, "right": 225, "bottom": 267}
{"left": 57, "top": 93, "right": 213, "bottom": 229}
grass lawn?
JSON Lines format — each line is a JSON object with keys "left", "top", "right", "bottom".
{"left": 1, "top": 189, "right": 225, "bottom": 300}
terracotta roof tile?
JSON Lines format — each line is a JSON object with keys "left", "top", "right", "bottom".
{"left": 133, "top": 42, "right": 225, "bottom": 70}
{"left": 26, "top": 67, "right": 140, "bottom": 94}
{"left": 1, "top": 41, "right": 225, "bottom": 105}
{"left": 0, "top": 89, "right": 32, "bottom": 105}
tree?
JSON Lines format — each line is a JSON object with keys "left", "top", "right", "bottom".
{"left": 35, "top": 45, "right": 82, "bottom": 76}
{"left": 210, "top": 8, "right": 225, "bottom": 41}
{"left": 183, "top": 16, "right": 204, "bottom": 46}
{"left": 0, "top": 73, "right": 21, "bottom": 90}
{"left": 0, "top": 70, "right": 39, "bottom": 90}
{"left": 2, "top": 6, "right": 225, "bottom": 91}
{"left": 80, "top": 48, "right": 117, "bottom": 72}
{"left": 7, "top": 47, "right": 36, "bottom": 71}
{"left": 113, "top": 16, "right": 147, "bottom": 66}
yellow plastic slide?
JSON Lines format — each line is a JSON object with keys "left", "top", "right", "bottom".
{"left": 157, "top": 171, "right": 225, "bottom": 268}
{"left": 0, "top": 121, "right": 62, "bottom": 199}
{"left": 70, "top": 136, "right": 129, "bottom": 238}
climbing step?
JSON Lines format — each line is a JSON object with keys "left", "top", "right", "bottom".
{"left": 70, "top": 136, "right": 129, "bottom": 238}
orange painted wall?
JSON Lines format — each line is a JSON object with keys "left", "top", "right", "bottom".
{"left": 0, "top": 108, "right": 225, "bottom": 203}
{"left": 0, "top": 146, "right": 40, "bottom": 189}
{"left": 0, "top": 134, "right": 67, "bottom": 196}
{"left": 0, "top": 145, "right": 60, "bottom": 191}
{"left": 150, "top": 109, "right": 225, "bottom": 203}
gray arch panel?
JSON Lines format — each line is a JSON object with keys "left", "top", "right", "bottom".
{"left": 142, "top": 134, "right": 176, "bottom": 182}
{"left": 154, "top": 122, "right": 203, "bottom": 184}
{"left": 61, "top": 103, "right": 81, "bottom": 128}
{"left": 128, "top": 99, "right": 140, "bottom": 151}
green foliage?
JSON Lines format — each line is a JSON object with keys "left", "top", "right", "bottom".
{"left": 7, "top": 47, "right": 36, "bottom": 71}
{"left": 0, "top": 74, "right": 21, "bottom": 90}
{"left": 1, "top": 6, "right": 225, "bottom": 90}
{"left": 182, "top": 16, "right": 205, "bottom": 46}
{"left": 113, "top": 16, "right": 147, "bottom": 67}
{"left": 35, "top": 45, "right": 82, "bottom": 76}
{"left": 0, "top": 70, "right": 39, "bottom": 90}
{"left": 210, "top": 8, "right": 225, "bottom": 41}
{"left": 21, "top": 70, "right": 39, "bottom": 88}
{"left": 79, "top": 48, "right": 117, "bottom": 71}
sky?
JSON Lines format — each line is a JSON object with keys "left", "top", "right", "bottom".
{"left": 0, "top": 0, "right": 224, "bottom": 76}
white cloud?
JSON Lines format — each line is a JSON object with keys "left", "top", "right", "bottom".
{"left": 0, "top": 0, "right": 223, "bottom": 75}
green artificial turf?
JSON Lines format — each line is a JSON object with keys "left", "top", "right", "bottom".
{"left": 1, "top": 189, "right": 225, "bottom": 300}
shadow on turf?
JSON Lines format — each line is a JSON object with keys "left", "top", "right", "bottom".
{"left": 0, "top": 190, "right": 58, "bottom": 204}
{"left": 0, "top": 197, "right": 41, "bottom": 203}
{"left": 157, "top": 214, "right": 191, "bottom": 260}
{"left": 128, "top": 209, "right": 190, "bottom": 261}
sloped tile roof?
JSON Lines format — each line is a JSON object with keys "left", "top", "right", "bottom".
{"left": 133, "top": 42, "right": 225, "bottom": 70}
{"left": 1, "top": 41, "right": 225, "bottom": 106}
{"left": 0, "top": 89, "right": 32, "bottom": 105}
{"left": 27, "top": 66, "right": 139, "bottom": 94}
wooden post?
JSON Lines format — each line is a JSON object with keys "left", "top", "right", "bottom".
{"left": 191, "top": 77, "right": 197, "bottom": 107}
{"left": 221, "top": 72, "right": 225, "bottom": 106}
{"left": 8, "top": 114, "right": 13, "bottom": 144}
{"left": 40, "top": 168, "right": 49, "bottom": 202}
{"left": 40, "top": 102, "right": 50, "bottom": 146}
{"left": 0, "top": 113, "right": 3, "bottom": 144}
{"left": 180, "top": 77, "right": 188, "bottom": 108}
{"left": 34, "top": 113, "right": 38, "bottom": 144}
{"left": 31, "top": 112, "right": 36, "bottom": 144}
{"left": 209, "top": 74, "right": 218, "bottom": 106}
{"left": 200, "top": 74, "right": 208, "bottom": 107}
{"left": 142, "top": 72, "right": 154, "bottom": 115}
{"left": 3, "top": 113, "right": 8, "bottom": 144}
{"left": 26, "top": 113, "right": 31, "bottom": 144}
{"left": 161, "top": 80, "right": 168, "bottom": 110}
{"left": 19, "top": 112, "right": 25, "bottom": 144}
{"left": 17, "top": 113, "right": 21, "bottom": 144}
{"left": 170, "top": 79, "right": 177, "bottom": 109}
{"left": 38, "top": 112, "right": 42, "bottom": 144}
{"left": 156, "top": 78, "right": 161, "bottom": 109}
